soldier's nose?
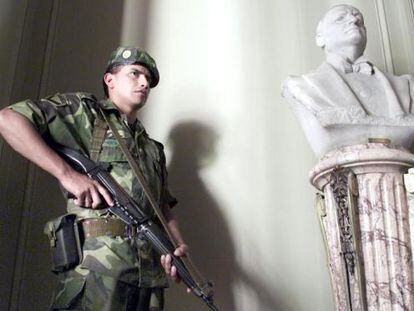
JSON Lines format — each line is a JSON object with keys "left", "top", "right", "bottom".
{"left": 139, "top": 76, "right": 149, "bottom": 88}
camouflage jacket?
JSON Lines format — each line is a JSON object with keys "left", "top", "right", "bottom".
{"left": 9, "top": 92, "right": 177, "bottom": 287}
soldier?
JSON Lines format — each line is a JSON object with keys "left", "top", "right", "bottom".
{"left": 0, "top": 47, "right": 187, "bottom": 310}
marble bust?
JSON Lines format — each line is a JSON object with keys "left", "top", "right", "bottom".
{"left": 282, "top": 4, "right": 414, "bottom": 157}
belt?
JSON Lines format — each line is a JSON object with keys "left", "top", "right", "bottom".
{"left": 81, "top": 218, "right": 136, "bottom": 239}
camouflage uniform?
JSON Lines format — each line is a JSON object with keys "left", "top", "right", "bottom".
{"left": 9, "top": 91, "right": 176, "bottom": 310}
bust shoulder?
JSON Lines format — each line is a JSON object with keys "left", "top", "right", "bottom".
{"left": 282, "top": 62, "right": 362, "bottom": 121}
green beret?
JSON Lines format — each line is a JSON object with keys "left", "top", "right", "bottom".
{"left": 106, "top": 46, "right": 159, "bottom": 88}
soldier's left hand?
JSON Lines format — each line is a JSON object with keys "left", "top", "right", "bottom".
{"left": 160, "top": 244, "right": 189, "bottom": 284}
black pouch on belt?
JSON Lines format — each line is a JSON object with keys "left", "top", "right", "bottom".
{"left": 43, "top": 214, "right": 83, "bottom": 273}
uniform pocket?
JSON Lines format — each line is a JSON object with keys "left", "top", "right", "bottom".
{"left": 50, "top": 274, "right": 86, "bottom": 310}
{"left": 99, "top": 137, "right": 128, "bottom": 162}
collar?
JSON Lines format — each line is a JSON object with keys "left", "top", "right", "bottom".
{"left": 99, "top": 99, "right": 119, "bottom": 112}
{"left": 326, "top": 53, "right": 374, "bottom": 75}
{"left": 98, "top": 99, "right": 145, "bottom": 134}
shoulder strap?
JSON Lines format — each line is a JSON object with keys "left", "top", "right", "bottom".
{"left": 98, "top": 107, "right": 207, "bottom": 286}
{"left": 89, "top": 110, "right": 109, "bottom": 162}
{"left": 97, "top": 107, "right": 175, "bottom": 241}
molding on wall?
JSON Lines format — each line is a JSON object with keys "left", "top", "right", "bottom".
{"left": 0, "top": 0, "right": 29, "bottom": 165}
{"left": 0, "top": 3, "right": 28, "bottom": 107}
{"left": 9, "top": 166, "right": 36, "bottom": 311}
{"left": 374, "top": 0, "right": 395, "bottom": 74}
{"left": 1, "top": 2, "right": 30, "bottom": 310}
{"left": 121, "top": 0, "right": 150, "bottom": 47}
{"left": 0, "top": 134, "right": 3, "bottom": 158}
{"left": 373, "top": 0, "right": 414, "bottom": 74}
{"left": 409, "top": 0, "right": 414, "bottom": 23}
{"left": 402, "top": 0, "right": 414, "bottom": 72}
{"left": 39, "top": 0, "right": 60, "bottom": 98}
{"left": 8, "top": 1, "right": 60, "bottom": 310}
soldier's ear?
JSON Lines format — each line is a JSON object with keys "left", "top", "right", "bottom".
{"left": 104, "top": 73, "right": 114, "bottom": 88}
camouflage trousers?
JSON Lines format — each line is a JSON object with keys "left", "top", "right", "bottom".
{"left": 50, "top": 269, "right": 164, "bottom": 311}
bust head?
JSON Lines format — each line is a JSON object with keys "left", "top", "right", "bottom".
{"left": 316, "top": 5, "right": 367, "bottom": 59}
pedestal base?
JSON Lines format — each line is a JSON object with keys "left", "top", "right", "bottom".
{"left": 311, "top": 143, "right": 414, "bottom": 310}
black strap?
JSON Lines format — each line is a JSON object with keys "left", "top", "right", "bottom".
{"left": 89, "top": 113, "right": 108, "bottom": 162}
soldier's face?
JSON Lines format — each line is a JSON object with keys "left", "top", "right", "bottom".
{"left": 320, "top": 5, "right": 366, "bottom": 53}
{"left": 105, "top": 64, "right": 151, "bottom": 108}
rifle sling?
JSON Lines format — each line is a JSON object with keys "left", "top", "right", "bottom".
{"left": 95, "top": 105, "right": 206, "bottom": 286}
{"left": 96, "top": 107, "right": 177, "bottom": 245}
{"left": 90, "top": 114, "right": 108, "bottom": 162}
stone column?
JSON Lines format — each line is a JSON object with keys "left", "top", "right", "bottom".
{"left": 310, "top": 142, "right": 414, "bottom": 311}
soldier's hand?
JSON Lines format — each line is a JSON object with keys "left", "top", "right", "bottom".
{"left": 160, "top": 244, "right": 190, "bottom": 288}
{"left": 59, "top": 168, "right": 113, "bottom": 208}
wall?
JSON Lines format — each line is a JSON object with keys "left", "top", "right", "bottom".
{"left": 0, "top": 1, "right": 53, "bottom": 310}
{"left": 142, "top": 0, "right": 414, "bottom": 310}
{"left": 0, "top": 1, "right": 126, "bottom": 310}
{"left": 1, "top": 0, "right": 413, "bottom": 310}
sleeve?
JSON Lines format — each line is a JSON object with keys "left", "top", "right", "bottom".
{"left": 8, "top": 99, "right": 50, "bottom": 134}
{"left": 8, "top": 93, "right": 97, "bottom": 152}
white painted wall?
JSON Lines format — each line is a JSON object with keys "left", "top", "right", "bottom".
{"left": 131, "top": 0, "right": 414, "bottom": 310}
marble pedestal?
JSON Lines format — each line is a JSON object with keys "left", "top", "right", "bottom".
{"left": 310, "top": 143, "right": 414, "bottom": 310}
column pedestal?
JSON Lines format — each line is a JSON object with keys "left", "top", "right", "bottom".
{"left": 310, "top": 143, "right": 414, "bottom": 310}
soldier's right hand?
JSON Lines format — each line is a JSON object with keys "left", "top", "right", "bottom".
{"left": 59, "top": 168, "right": 114, "bottom": 208}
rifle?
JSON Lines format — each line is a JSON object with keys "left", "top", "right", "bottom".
{"left": 53, "top": 144, "right": 219, "bottom": 311}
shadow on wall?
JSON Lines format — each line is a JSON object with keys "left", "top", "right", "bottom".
{"left": 166, "top": 120, "right": 235, "bottom": 310}
{"left": 165, "top": 121, "right": 287, "bottom": 311}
